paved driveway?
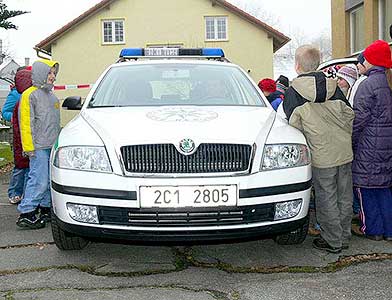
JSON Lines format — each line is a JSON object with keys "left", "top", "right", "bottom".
{"left": 1, "top": 172, "right": 391, "bottom": 299}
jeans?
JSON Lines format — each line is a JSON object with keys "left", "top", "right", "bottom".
{"left": 7, "top": 167, "right": 29, "bottom": 198}
{"left": 18, "top": 149, "right": 51, "bottom": 214}
{"left": 352, "top": 189, "right": 361, "bottom": 214}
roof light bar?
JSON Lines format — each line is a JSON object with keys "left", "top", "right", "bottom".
{"left": 119, "top": 47, "right": 225, "bottom": 58}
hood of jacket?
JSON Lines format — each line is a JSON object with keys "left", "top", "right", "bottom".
{"left": 15, "top": 69, "right": 32, "bottom": 94}
{"left": 32, "top": 59, "right": 59, "bottom": 91}
{"left": 291, "top": 72, "right": 339, "bottom": 103}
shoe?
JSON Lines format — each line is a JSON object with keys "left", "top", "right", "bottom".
{"left": 351, "top": 224, "right": 364, "bottom": 237}
{"left": 8, "top": 195, "right": 22, "bottom": 205}
{"left": 312, "top": 237, "right": 342, "bottom": 254}
{"left": 39, "top": 206, "right": 51, "bottom": 223}
{"left": 308, "top": 227, "right": 321, "bottom": 237}
{"left": 16, "top": 211, "right": 45, "bottom": 229}
{"left": 384, "top": 236, "right": 392, "bottom": 241}
{"left": 365, "top": 235, "right": 384, "bottom": 241}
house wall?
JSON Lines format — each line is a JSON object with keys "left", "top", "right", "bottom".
{"left": 50, "top": 0, "right": 274, "bottom": 125}
{"left": 331, "top": 0, "right": 387, "bottom": 57}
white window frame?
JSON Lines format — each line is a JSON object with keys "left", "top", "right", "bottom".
{"left": 378, "top": 0, "right": 392, "bottom": 42}
{"left": 205, "top": 16, "right": 228, "bottom": 41}
{"left": 102, "top": 19, "right": 125, "bottom": 44}
{"left": 349, "top": 5, "right": 365, "bottom": 53}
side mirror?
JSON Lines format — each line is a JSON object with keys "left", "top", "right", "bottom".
{"left": 62, "top": 96, "right": 82, "bottom": 110}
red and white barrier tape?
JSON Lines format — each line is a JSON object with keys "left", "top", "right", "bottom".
{"left": 0, "top": 84, "right": 95, "bottom": 91}
{"left": 53, "top": 84, "right": 94, "bottom": 90}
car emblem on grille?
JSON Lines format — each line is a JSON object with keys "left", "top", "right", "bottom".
{"left": 179, "top": 138, "right": 196, "bottom": 154}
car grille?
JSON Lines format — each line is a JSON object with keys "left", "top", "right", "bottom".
{"left": 98, "top": 204, "right": 275, "bottom": 227}
{"left": 120, "top": 143, "right": 252, "bottom": 174}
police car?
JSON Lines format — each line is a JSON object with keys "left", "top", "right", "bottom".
{"left": 50, "top": 48, "right": 311, "bottom": 250}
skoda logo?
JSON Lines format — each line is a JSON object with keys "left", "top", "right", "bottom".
{"left": 179, "top": 138, "right": 196, "bottom": 155}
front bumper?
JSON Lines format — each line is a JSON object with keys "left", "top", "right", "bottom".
{"left": 54, "top": 213, "right": 309, "bottom": 243}
{"left": 51, "top": 165, "right": 311, "bottom": 241}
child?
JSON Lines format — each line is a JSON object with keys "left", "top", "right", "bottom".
{"left": 1, "top": 67, "right": 29, "bottom": 204}
{"left": 17, "top": 59, "right": 60, "bottom": 229}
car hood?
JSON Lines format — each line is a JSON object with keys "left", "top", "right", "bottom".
{"left": 81, "top": 106, "right": 275, "bottom": 146}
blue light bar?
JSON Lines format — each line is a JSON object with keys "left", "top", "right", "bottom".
{"left": 119, "top": 48, "right": 143, "bottom": 57}
{"left": 119, "top": 47, "right": 225, "bottom": 58}
{"left": 202, "top": 48, "right": 225, "bottom": 57}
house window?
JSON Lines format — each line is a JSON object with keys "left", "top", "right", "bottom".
{"left": 205, "top": 16, "right": 228, "bottom": 41}
{"left": 379, "top": 0, "right": 392, "bottom": 42}
{"left": 350, "top": 5, "right": 365, "bottom": 53}
{"left": 102, "top": 20, "right": 124, "bottom": 44}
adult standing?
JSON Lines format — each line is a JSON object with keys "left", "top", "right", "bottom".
{"left": 17, "top": 59, "right": 60, "bottom": 229}
{"left": 283, "top": 45, "right": 355, "bottom": 253}
{"left": 352, "top": 40, "right": 392, "bottom": 241}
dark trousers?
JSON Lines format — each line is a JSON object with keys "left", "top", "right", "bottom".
{"left": 312, "top": 163, "right": 353, "bottom": 248}
{"left": 355, "top": 187, "right": 392, "bottom": 237}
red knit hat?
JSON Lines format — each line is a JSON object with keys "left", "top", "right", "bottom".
{"left": 363, "top": 40, "right": 392, "bottom": 68}
{"left": 258, "top": 78, "right": 276, "bottom": 93}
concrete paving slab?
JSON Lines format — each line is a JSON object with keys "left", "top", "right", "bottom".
{"left": 0, "top": 243, "right": 176, "bottom": 274}
{"left": 190, "top": 235, "right": 392, "bottom": 269}
{"left": 11, "top": 288, "right": 218, "bottom": 300}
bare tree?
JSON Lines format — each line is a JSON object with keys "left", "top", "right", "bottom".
{"left": 229, "top": 0, "right": 281, "bottom": 28}
{"left": 0, "top": 0, "right": 28, "bottom": 30}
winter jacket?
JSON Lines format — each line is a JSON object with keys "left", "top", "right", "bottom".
{"left": 20, "top": 60, "right": 60, "bottom": 152}
{"left": 283, "top": 71, "right": 354, "bottom": 168}
{"left": 267, "top": 90, "right": 284, "bottom": 111}
{"left": 352, "top": 66, "right": 392, "bottom": 188}
{"left": 1, "top": 88, "right": 20, "bottom": 122}
{"left": 13, "top": 69, "right": 32, "bottom": 169}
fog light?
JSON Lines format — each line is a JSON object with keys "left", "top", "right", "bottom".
{"left": 274, "top": 199, "right": 302, "bottom": 220}
{"left": 67, "top": 203, "right": 99, "bottom": 224}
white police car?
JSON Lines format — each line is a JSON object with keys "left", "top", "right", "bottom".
{"left": 51, "top": 48, "right": 311, "bottom": 250}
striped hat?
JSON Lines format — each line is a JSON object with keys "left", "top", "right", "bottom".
{"left": 337, "top": 64, "right": 358, "bottom": 88}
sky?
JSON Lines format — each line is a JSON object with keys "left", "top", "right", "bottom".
{"left": 1, "top": 0, "right": 331, "bottom": 66}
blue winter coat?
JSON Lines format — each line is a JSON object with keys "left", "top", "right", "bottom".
{"left": 352, "top": 66, "right": 392, "bottom": 188}
{"left": 1, "top": 88, "right": 20, "bottom": 122}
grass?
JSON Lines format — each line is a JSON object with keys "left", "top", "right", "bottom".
{"left": 0, "top": 142, "right": 13, "bottom": 167}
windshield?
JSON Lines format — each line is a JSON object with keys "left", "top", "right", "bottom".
{"left": 88, "top": 63, "right": 265, "bottom": 107}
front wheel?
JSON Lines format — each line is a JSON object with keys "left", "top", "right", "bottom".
{"left": 51, "top": 214, "right": 89, "bottom": 250}
{"left": 274, "top": 216, "right": 309, "bottom": 245}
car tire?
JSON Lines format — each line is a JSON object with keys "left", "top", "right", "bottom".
{"left": 51, "top": 214, "right": 89, "bottom": 250}
{"left": 274, "top": 216, "right": 309, "bottom": 245}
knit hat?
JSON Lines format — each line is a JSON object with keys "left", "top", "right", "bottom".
{"left": 363, "top": 40, "right": 392, "bottom": 68}
{"left": 258, "top": 78, "right": 276, "bottom": 93}
{"left": 337, "top": 64, "right": 358, "bottom": 88}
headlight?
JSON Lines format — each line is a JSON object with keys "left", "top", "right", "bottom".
{"left": 54, "top": 146, "right": 112, "bottom": 173}
{"left": 261, "top": 144, "right": 310, "bottom": 171}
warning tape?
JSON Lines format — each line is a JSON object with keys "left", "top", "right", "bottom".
{"left": 53, "top": 84, "right": 94, "bottom": 90}
{"left": 0, "top": 84, "right": 95, "bottom": 91}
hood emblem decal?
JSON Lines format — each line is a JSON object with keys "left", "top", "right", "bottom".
{"left": 179, "top": 138, "right": 196, "bottom": 155}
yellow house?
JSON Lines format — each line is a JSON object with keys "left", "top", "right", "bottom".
{"left": 35, "top": 0, "right": 288, "bottom": 101}
{"left": 331, "top": 0, "right": 392, "bottom": 58}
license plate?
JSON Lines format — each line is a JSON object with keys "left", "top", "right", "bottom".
{"left": 139, "top": 185, "right": 237, "bottom": 208}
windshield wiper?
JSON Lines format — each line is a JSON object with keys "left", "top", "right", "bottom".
{"left": 88, "top": 105, "right": 122, "bottom": 108}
